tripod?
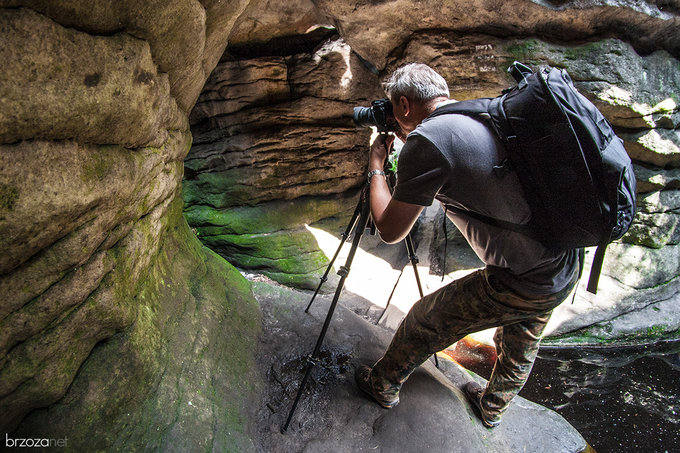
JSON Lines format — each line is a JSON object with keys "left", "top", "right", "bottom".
{"left": 281, "top": 181, "right": 438, "bottom": 433}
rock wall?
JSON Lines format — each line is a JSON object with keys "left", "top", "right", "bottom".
{"left": 0, "top": 0, "right": 262, "bottom": 443}
{"left": 183, "top": 27, "right": 382, "bottom": 288}
{"left": 185, "top": 0, "right": 679, "bottom": 343}
{"left": 0, "top": 0, "right": 679, "bottom": 449}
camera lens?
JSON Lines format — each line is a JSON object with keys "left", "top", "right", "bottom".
{"left": 353, "top": 107, "right": 377, "bottom": 128}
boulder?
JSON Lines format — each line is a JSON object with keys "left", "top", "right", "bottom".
{"left": 0, "top": 0, "right": 252, "bottom": 112}
{"left": 0, "top": 0, "right": 252, "bottom": 435}
{"left": 10, "top": 202, "right": 262, "bottom": 451}
{"left": 251, "top": 279, "right": 588, "bottom": 453}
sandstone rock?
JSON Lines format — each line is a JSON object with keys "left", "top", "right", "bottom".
{"left": 634, "top": 164, "right": 680, "bottom": 192}
{"left": 228, "top": 0, "right": 331, "bottom": 47}
{"left": 0, "top": 195, "right": 177, "bottom": 431}
{"left": 546, "top": 248, "right": 680, "bottom": 344}
{"left": 0, "top": 0, "right": 252, "bottom": 112}
{"left": 251, "top": 279, "right": 587, "bottom": 453}
{"left": 392, "top": 32, "right": 519, "bottom": 101}
{"left": 495, "top": 38, "right": 680, "bottom": 129}
{"left": 550, "top": 279, "right": 680, "bottom": 344}
{"left": 384, "top": 35, "right": 680, "bottom": 172}
{"left": 619, "top": 128, "right": 680, "bottom": 167}
{"left": 606, "top": 241, "right": 680, "bottom": 288}
{"left": 0, "top": 0, "right": 249, "bottom": 433}
{"left": 0, "top": 8, "right": 185, "bottom": 147}
{"left": 190, "top": 57, "right": 291, "bottom": 123}
{"left": 11, "top": 208, "right": 262, "bottom": 452}
{"left": 184, "top": 195, "right": 357, "bottom": 289}
{"left": 625, "top": 190, "right": 680, "bottom": 248}
{"left": 1, "top": 0, "right": 679, "bottom": 448}
{"left": 312, "top": 0, "right": 680, "bottom": 70}
{"left": 183, "top": 35, "right": 382, "bottom": 287}
{"left": 184, "top": 126, "right": 367, "bottom": 208}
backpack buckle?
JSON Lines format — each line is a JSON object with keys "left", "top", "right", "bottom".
{"left": 493, "top": 158, "right": 512, "bottom": 177}
{"left": 508, "top": 61, "right": 533, "bottom": 84}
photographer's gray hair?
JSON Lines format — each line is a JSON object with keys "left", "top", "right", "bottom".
{"left": 383, "top": 63, "right": 450, "bottom": 103}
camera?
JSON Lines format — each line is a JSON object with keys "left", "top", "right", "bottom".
{"left": 353, "top": 98, "right": 400, "bottom": 133}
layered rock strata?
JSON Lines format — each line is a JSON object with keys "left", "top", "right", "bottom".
{"left": 183, "top": 33, "right": 381, "bottom": 288}
{"left": 185, "top": 0, "right": 679, "bottom": 344}
{"left": 0, "top": 0, "right": 678, "bottom": 449}
{"left": 0, "top": 1, "right": 262, "bottom": 445}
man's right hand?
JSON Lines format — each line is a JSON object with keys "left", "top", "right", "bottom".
{"left": 370, "top": 133, "right": 395, "bottom": 170}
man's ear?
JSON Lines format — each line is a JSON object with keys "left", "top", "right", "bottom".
{"left": 399, "top": 95, "right": 410, "bottom": 117}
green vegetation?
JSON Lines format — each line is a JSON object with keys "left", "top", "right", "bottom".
{"left": 14, "top": 196, "right": 261, "bottom": 451}
{"left": 504, "top": 39, "right": 542, "bottom": 63}
{"left": 183, "top": 195, "right": 354, "bottom": 290}
{"left": 0, "top": 183, "right": 19, "bottom": 210}
{"left": 544, "top": 324, "right": 680, "bottom": 347}
{"left": 561, "top": 41, "right": 609, "bottom": 62}
{"left": 80, "top": 148, "right": 116, "bottom": 183}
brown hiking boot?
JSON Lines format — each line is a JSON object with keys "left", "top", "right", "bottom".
{"left": 355, "top": 365, "right": 400, "bottom": 409}
{"left": 462, "top": 381, "right": 501, "bottom": 428}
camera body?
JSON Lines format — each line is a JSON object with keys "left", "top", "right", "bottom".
{"left": 353, "top": 98, "right": 400, "bottom": 133}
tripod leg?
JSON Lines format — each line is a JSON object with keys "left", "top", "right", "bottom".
{"left": 305, "top": 199, "right": 362, "bottom": 313}
{"left": 404, "top": 234, "right": 439, "bottom": 368}
{"left": 282, "top": 189, "right": 372, "bottom": 433}
{"left": 404, "top": 234, "right": 424, "bottom": 299}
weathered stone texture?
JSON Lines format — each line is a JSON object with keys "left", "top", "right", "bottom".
{"left": 0, "top": 8, "right": 185, "bottom": 147}
{"left": 11, "top": 200, "right": 262, "bottom": 452}
{"left": 0, "top": 0, "right": 255, "bottom": 436}
{"left": 227, "top": 0, "right": 331, "bottom": 47}
{"left": 0, "top": 0, "right": 252, "bottom": 112}
{"left": 183, "top": 34, "right": 381, "bottom": 287}
{"left": 1, "top": 0, "right": 679, "bottom": 447}
{"left": 312, "top": 0, "right": 680, "bottom": 70}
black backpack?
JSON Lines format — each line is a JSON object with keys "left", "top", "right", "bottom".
{"left": 429, "top": 61, "right": 637, "bottom": 294}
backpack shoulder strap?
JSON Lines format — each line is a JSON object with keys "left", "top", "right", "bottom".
{"left": 427, "top": 98, "right": 512, "bottom": 144}
{"left": 427, "top": 98, "right": 492, "bottom": 119}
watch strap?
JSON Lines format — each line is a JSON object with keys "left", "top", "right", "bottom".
{"left": 367, "top": 169, "right": 386, "bottom": 183}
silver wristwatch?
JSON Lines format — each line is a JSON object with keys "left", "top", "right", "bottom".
{"left": 367, "top": 169, "right": 386, "bottom": 183}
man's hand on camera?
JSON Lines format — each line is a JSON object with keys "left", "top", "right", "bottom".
{"left": 370, "top": 133, "right": 395, "bottom": 170}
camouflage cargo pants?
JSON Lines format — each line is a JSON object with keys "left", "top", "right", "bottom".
{"left": 369, "top": 267, "right": 578, "bottom": 423}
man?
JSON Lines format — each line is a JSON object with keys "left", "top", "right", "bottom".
{"left": 355, "top": 63, "right": 580, "bottom": 428}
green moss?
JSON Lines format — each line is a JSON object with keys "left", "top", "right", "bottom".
{"left": 561, "top": 41, "right": 610, "bottom": 61}
{"left": 646, "top": 324, "right": 669, "bottom": 337}
{"left": 182, "top": 170, "right": 250, "bottom": 208}
{"left": 545, "top": 323, "right": 680, "bottom": 347}
{"left": 182, "top": 195, "right": 360, "bottom": 290}
{"left": 184, "top": 195, "right": 352, "bottom": 235}
{"left": 0, "top": 183, "right": 19, "bottom": 210}
{"left": 14, "top": 196, "right": 261, "bottom": 451}
{"left": 81, "top": 147, "right": 116, "bottom": 184}
{"left": 199, "top": 228, "right": 330, "bottom": 289}
{"left": 504, "top": 39, "right": 542, "bottom": 63}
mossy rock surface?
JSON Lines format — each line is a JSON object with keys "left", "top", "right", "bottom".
{"left": 184, "top": 194, "right": 356, "bottom": 290}
{"left": 12, "top": 207, "right": 262, "bottom": 452}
